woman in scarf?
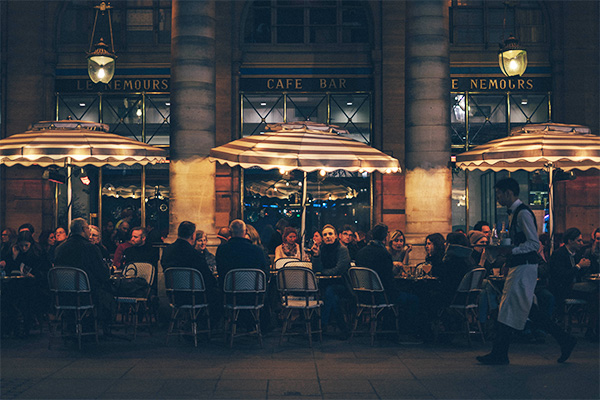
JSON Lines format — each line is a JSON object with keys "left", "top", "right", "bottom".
{"left": 274, "top": 226, "right": 305, "bottom": 261}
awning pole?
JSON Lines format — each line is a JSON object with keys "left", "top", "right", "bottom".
{"left": 98, "top": 168, "right": 103, "bottom": 232}
{"left": 548, "top": 163, "right": 554, "bottom": 253}
{"left": 301, "top": 171, "right": 308, "bottom": 254}
{"left": 141, "top": 165, "right": 146, "bottom": 228}
{"left": 67, "top": 158, "right": 72, "bottom": 227}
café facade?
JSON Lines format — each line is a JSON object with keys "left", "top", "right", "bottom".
{"left": 1, "top": 0, "right": 598, "bottom": 244}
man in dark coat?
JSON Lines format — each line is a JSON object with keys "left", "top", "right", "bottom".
{"left": 54, "top": 218, "right": 113, "bottom": 324}
{"left": 161, "top": 221, "right": 220, "bottom": 321}
{"left": 216, "top": 219, "right": 269, "bottom": 330}
{"left": 548, "top": 227, "right": 591, "bottom": 305}
{"left": 354, "top": 223, "right": 396, "bottom": 299}
{"left": 215, "top": 219, "right": 268, "bottom": 290}
{"left": 161, "top": 221, "right": 217, "bottom": 291}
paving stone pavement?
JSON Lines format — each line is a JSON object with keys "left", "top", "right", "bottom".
{"left": 1, "top": 327, "right": 598, "bottom": 399}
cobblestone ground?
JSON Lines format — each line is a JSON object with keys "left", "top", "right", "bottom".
{"left": 1, "top": 324, "right": 599, "bottom": 399}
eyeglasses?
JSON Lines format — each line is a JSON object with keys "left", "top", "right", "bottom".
{"left": 323, "top": 232, "right": 335, "bottom": 237}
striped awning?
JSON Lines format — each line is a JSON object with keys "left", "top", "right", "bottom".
{"left": 0, "top": 120, "right": 167, "bottom": 167}
{"left": 456, "top": 123, "right": 600, "bottom": 172}
{"left": 247, "top": 179, "right": 355, "bottom": 201}
{"left": 209, "top": 121, "right": 400, "bottom": 174}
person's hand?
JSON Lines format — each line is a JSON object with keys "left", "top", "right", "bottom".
{"left": 0, "top": 260, "right": 5, "bottom": 269}
{"left": 311, "top": 243, "right": 320, "bottom": 256}
{"left": 578, "top": 258, "right": 591, "bottom": 269}
{"left": 404, "top": 244, "right": 413, "bottom": 254}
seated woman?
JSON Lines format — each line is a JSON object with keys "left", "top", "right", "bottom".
{"left": 438, "top": 232, "right": 474, "bottom": 307}
{"left": 274, "top": 226, "right": 306, "bottom": 261}
{"left": 3, "top": 231, "right": 51, "bottom": 336}
{"left": 38, "top": 230, "right": 55, "bottom": 260}
{"left": 467, "top": 230, "right": 489, "bottom": 269}
{"left": 195, "top": 230, "right": 217, "bottom": 276}
{"left": 416, "top": 233, "right": 445, "bottom": 278}
{"left": 305, "top": 229, "right": 322, "bottom": 261}
{"left": 387, "top": 229, "right": 412, "bottom": 275}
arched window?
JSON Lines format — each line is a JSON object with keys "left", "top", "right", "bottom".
{"left": 244, "top": 0, "right": 369, "bottom": 45}
{"left": 449, "top": 0, "right": 546, "bottom": 47}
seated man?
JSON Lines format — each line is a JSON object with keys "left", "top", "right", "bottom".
{"left": 122, "top": 227, "right": 159, "bottom": 267}
{"left": 339, "top": 224, "right": 359, "bottom": 261}
{"left": 216, "top": 219, "right": 269, "bottom": 289}
{"left": 549, "top": 227, "right": 595, "bottom": 339}
{"left": 161, "top": 221, "right": 220, "bottom": 322}
{"left": 311, "top": 224, "right": 351, "bottom": 338}
{"left": 548, "top": 227, "right": 591, "bottom": 305}
{"left": 216, "top": 219, "right": 269, "bottom": 329}
{"left": 54, "top": 218, "right": 113, "bottom": 328}
{"left": 161, "top": 221, "right": 217, "bottom": 289}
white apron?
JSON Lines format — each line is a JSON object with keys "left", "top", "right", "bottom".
{"left": 497, "top": 263, "right": 538, "bottom": 330}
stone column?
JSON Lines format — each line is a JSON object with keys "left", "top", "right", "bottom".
{"left": 169, "top": 0, "right": 217, "bottom": 238}
{"left": 404, "top": 1, "right": 452, "bottom": 246}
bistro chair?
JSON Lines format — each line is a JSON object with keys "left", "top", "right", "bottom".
{"left": 164, "top": 268, "right": 210, "bottom": 347}
{"left": 113, "top": 262, "right": 155, "bottom": 339}
{"left": 436, "top": 267, "right": 486, "bottom": 345}
{"left": 348, "top": 267, "right": 400, "bottom": 345}
{"left": 277, "top": 266, "right": 323, "bottom": 347}
{"left": 563, "top": 298, "right": 588, "bottom": 334}
{"left": 274, "top": 257, "right": 299, "bottom": 270}
{"left": 282, "top": 260, "right": 313, "bottom": 270}
{"left": 47, "top": 267, "right": 98, "bottom": 350}
{"left": 223, "top": 269, "right": 267, "bottom": 348}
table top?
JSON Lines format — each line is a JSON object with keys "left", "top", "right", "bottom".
{"left": 1, "top": 274, "right": 34, "bottom": 280}
{"left": 316, "top": 274, "right": 342, "bottom": 279}
{"left": 394, "top": 275, "right": 438, "bottom": 281}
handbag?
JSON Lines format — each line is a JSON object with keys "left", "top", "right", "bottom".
{"left": 113, "top": 264, "right": 149, "bottom": 298}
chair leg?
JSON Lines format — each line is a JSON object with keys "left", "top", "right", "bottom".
{"left": 206, "top": 308, "right": 211, "bottom": 341}
{"left": 190, "top": 308, "right": 198, "bottom": 348}
{"left": 166, "top": 308, "right": 177, "bottom": 345}
{"left": 464, "top": 311, "right": 472, "bottom": 346}
{"left": 253, "top": 309, "right": 262, "bottom": 347}
{"left": 76, "top": 311, "right": 82, "bottom": 350}
{"left": 351, "top": 308, "right": 362, "bottom": 340}
{"left": 370, "top": 309, "right": 377, "bottom": 346}
{"left": 230, "top": 310, "right": 239, "bottom": 348}
{"left": 304, "top": 309, "right": 313, "bottom": 347}
{"left": 317, "top": 308, "right": 323, "bottom": 343}
{"left": 280, "top": 308, "right": 292, "bottom": 345}
{"left": 393, "top": 307, "right": 401, "bottom": 342}
{"left": 93, "top": 308, "right": 99, "bottom": 344}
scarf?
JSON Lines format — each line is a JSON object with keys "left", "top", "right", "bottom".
{"left": 282, "top": 242, "right": 298, "bottom": 257}
{"left": 320, "top": 240, "right": 341, "bottom": 270}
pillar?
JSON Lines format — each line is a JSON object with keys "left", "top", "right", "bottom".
{"left": 404, "top": 1, "right": 452, "bottom": 245}
{"left": 169, "top": 0, "right": 217, "bottom": 238}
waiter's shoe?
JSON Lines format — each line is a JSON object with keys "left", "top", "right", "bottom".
{"left": 557, "top": 336, "right": 577, "bottom": 363}
{"left": 476, "top": 353, "right": 509, "bottom": 365}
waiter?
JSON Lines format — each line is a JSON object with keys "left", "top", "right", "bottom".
{"left": 477, "top": 178, "right": 577, "bottom": 365}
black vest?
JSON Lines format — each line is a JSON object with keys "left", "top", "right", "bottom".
{"left": 507, "top": 202, "right": 539, "bottom": 266}
{"left": 508, "top": 202, "right": 537, "bottom": 246}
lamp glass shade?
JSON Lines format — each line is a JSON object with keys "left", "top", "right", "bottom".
{"left": 498, "top": 49, "right": 528, "bottom": 77}
{"left": 88, "top": 55, "right": 115, "bottom": 84}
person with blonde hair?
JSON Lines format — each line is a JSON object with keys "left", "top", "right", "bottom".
{"left": 387, "top": 229, "right": 412, "bottom": 275}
